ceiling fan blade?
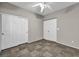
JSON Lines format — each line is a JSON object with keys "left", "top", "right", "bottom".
{"left": 32, "top": 3, "right": 41, "bottom": 7}
{"left": 41, "top": 6, "right": 44, "bottom": 12}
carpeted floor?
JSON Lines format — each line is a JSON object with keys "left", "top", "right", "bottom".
{"left": 0, "top": 39, "right": 79, "bottom": 57}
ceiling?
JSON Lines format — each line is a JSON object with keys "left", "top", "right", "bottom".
{"left": 9, "top": 2, "right": 77, "bottom": 16}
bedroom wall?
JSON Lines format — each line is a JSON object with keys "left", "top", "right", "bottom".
{"left": 0, "top": 2, "right": 43, "bottom": 43}
{"left": 44, "top": 3, "right": 79, "bottom": 49}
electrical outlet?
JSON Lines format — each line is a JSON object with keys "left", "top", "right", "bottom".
{"left": 72, "top": 41, "right": 74, "bottom": 43}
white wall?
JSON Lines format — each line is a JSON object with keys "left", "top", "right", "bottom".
{"left": 44, "top": 3, "right": 79, "bottom": 49}
{"left": 57, "top": 5, "right": 79, "bottom": 49}
{"left": 28, "top": 17, "right": 43, "bottom": 43}
{"left": 0, "top": 2, "right": 43, "bottom": 43}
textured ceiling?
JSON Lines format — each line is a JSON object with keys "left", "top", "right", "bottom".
{"left": 10, "top": 2, "right": 77, "bottom": 16}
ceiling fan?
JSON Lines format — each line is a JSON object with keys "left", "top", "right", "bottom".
{"left": 32, "top": 2, "right": 52, "bottom": 13}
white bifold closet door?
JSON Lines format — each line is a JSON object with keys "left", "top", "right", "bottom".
{"left": 43, "top": 19, "right": 57, "bottom": 41}
{"left": 1, "top": 14, "right": 28, "bottom": 50}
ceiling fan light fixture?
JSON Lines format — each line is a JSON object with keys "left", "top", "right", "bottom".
{"left": 32, "top": 2, "right": 52, "bottom": 13}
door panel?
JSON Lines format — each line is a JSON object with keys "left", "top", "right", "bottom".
{"left": 1, "top": 14, "right": 28, "bottom": 50}
{"left": 43, "top": 19, "right": 57, "bottom": 41}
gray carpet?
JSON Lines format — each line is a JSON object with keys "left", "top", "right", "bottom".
{"left": 0, "top": 39, "right": 79, "bottom": 57}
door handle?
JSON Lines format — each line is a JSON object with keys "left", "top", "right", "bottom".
{"left": 48, "top": 30, "right": 50, "bottom": 32}
{"left": 1, "top": 33, "right": 5, "bottom": 35}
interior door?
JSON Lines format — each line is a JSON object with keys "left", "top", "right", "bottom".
{"left": 1, "top": 14, "right": 28, "bottom": 50}
{"left": 43, "top": 19, "right": 57, "bottom": 41}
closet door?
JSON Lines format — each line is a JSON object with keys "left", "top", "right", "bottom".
{"left": 43, "top": 19, "right": 57, "bottom": 41}
{"left": 1, "top": 14, "right": 28, "bottom": 50}
{"left": 0, "top": 15, "right": 2, "bottom": 51}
